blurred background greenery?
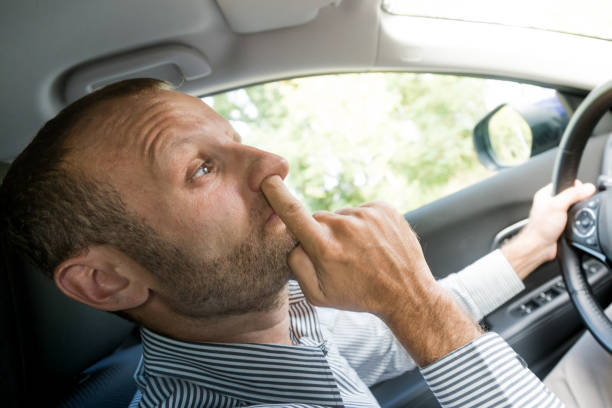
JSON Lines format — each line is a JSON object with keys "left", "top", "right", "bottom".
{"left": 206, "top": 73, "right": 551, "bottom": 213}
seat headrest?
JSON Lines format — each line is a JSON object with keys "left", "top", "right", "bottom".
{"left": 0, "top": 161, "right": 10, "bottom": 181}
{"left": 0, "top": 160, "right": 137, "bottom": 405}
{"left": 22, "top": 258, "right": 135, "bottom": 382}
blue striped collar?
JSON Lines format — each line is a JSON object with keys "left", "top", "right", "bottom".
{"left": 135, "top": 281, "right": 344, "bottom": 406}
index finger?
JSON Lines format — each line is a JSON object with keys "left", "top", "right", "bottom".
{"left": 261, "top": 175, "right": 323, "bottom": 250}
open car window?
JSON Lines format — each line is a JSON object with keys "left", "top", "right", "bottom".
{"left": 205, "top": 73, "right": 562, "bottom": 212}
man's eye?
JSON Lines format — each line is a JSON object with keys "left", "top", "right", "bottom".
{"left": 192, "top": 163, "right": 211, "bottom": 179}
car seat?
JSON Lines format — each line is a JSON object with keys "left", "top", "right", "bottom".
{"left": 0, "top": 162, "right": 142, "bottom": 408}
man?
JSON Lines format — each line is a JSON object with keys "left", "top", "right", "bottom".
{"left": 0, "top": 78, "right": 594, "bottom": 407}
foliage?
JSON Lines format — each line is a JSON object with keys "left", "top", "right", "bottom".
{"left": 208, "top": 73, "right": 502, "bottom": 213}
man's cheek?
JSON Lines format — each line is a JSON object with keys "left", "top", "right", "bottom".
{"left": 201, "top": 216, "right": 252, "bottom": 254}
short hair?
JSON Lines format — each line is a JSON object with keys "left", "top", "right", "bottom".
{"left": 0, "top": 78, "right": 173, "bottom": 278}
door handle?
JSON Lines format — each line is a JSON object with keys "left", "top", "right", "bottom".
{"left": 491, "top": 219, "right": 529, "bottom": 251}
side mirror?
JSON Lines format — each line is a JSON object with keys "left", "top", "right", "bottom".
{"left": 473, "top": 99, "right": 569, "bottom": 170}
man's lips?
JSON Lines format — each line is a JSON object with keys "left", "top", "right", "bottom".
{"left": 267, "top": 211, "right": 279, "bottom": 223}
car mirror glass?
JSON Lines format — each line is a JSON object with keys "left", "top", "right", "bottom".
{"left": 488, "top": 105, "right": 533, "bottom": 167}
{"left": 473, "top": 98, "right": 569, "bottom": 170}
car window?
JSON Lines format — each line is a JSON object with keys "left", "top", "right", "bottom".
{"left": 205, "top": 73, "right": 561, "bottom": 213}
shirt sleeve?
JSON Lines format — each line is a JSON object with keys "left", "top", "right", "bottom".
{"left": 439, "top": 249, "right": 525, "bottom": 321}
{"left": 319, "top": 250, "right": 526, "bottom": 387}
{"left": 316, "top": 307, "right": 417, "bottom": 387}
{"left": 420, "top": 332, "right": 564, "bottom": 408}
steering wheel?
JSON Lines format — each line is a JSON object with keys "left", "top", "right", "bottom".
{"left": 553, "top": 78, "right": 612, "bottom": 354}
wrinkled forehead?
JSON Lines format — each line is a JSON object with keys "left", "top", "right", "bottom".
{"left": 88, "top": 90, "right": 225, "bottom": 152}
{"left": 67, "top": 89, "right": 231, "bottom": 170}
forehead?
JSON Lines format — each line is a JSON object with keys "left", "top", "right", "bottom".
{"left": 76, "top": 89, "right": 234, "bottom": 157}
{"left": 112, "top": 90, "right": 230, "bottom": 148}
{"left": 67, "top": 89, "right": 240, "bottom": 182}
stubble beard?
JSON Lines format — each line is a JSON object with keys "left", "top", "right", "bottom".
{"left": 157, "top": 205, "right": 298, "bottom": 319}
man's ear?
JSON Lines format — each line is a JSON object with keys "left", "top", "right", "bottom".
{"left": 54, "top": 246, "right": 150, "bottom": 311}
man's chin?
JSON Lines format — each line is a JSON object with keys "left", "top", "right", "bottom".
{"left": 277, "top": 229, "right": 298, "bottom": 255}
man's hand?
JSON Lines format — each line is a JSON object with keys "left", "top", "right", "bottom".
{"left": 502, "top": 180, "right": 596, "bottom": 279}
{"left": 261, "top": 175, "right": 482, "bottom": 366}
{"left": 261, "top": 176, "right": 434, "bottom": 315}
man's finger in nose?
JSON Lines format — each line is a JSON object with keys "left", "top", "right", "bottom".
{"left": 261, "top": 175, "right": 323, "bottom": 253}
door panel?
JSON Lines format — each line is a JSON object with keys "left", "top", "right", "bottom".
{"left": 407, "top": 132, "right": 605, "bottom": 280}
{"left": 371, "top": 119, "right": 612, "bottom": 407}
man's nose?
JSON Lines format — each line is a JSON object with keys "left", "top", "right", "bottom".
{"left": 240, "top": 146, "right": 289, "bottom": 192}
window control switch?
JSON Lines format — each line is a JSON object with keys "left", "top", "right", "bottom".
{"left": 543, "top": 288, "right": 560, "bottom": 299}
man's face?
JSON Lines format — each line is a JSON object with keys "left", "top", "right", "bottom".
{"left": 81, "top": 89, "right": 297, "bottom": 318}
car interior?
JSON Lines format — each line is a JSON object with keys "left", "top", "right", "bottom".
{"left": 3, "top": 1, "right": 612, "bottom": 407}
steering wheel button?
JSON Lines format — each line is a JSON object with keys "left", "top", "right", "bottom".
{"left": 573, "top": 208, "right": 597, "bottom": 237}
{"left": 587, "top": 198, "right": 600, "bottom": 208}
{"left": 586, "top": 236, "right": 596, "bottom": 246}
{"left": 579, "top": 212, "right": 593, "bottom": 225}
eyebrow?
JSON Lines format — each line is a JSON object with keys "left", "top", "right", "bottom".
{"left": 149, "top": 121, "right": 241, "bottom": 170}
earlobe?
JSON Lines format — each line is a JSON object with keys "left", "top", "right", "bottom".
{"left": 54, "top": 248, "right": 150, "bottom": 311}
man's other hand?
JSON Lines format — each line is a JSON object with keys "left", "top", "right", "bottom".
{"left": 502, "top": 180, "right": 596, "bottom": 279}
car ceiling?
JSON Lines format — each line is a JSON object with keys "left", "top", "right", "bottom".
{"left": 3, "top": 0, "right": 612, "bottom": 162}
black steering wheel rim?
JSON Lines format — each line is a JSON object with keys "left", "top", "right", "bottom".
{"left": 552, "top": 78, "right": 612, "bottom": 354}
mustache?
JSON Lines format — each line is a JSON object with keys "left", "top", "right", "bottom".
{"left": 253, "top": 192, "right": 276, "bottom": 222}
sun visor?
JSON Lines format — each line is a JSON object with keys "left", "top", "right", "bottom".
{"left": 63, "top": 44, "right": 211, "bottom": 103}
{"left": 216, "top": 0, "right": 342, "bottom": 34}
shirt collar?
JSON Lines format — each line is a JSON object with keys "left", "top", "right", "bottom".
{"left": 138, "top": 281, "right": 343, "bottom": 406}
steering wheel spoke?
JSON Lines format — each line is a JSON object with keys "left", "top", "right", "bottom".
{"left": 567, "top": 191, "right": 607, "bottom": 262}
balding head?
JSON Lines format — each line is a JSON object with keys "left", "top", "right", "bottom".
{"left": 0, "top": 78, "right": 174, "bottom": 278}
{"left": 62, "top": 80, "right": 176, "bottom": 169}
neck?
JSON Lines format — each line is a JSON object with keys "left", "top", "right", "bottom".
{"left": 139, "top": 284, "right": 293, "bottom": 345}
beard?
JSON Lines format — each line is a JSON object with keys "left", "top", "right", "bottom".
{"left": 124, "top": 200, "right": 298, "bottom": 319}
{"left": 163, "top": 226, "right": 296, "bottom": 318}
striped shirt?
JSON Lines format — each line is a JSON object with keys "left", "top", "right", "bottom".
{"left": 130, "top": 250, "right": 563, "bottom": 407}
